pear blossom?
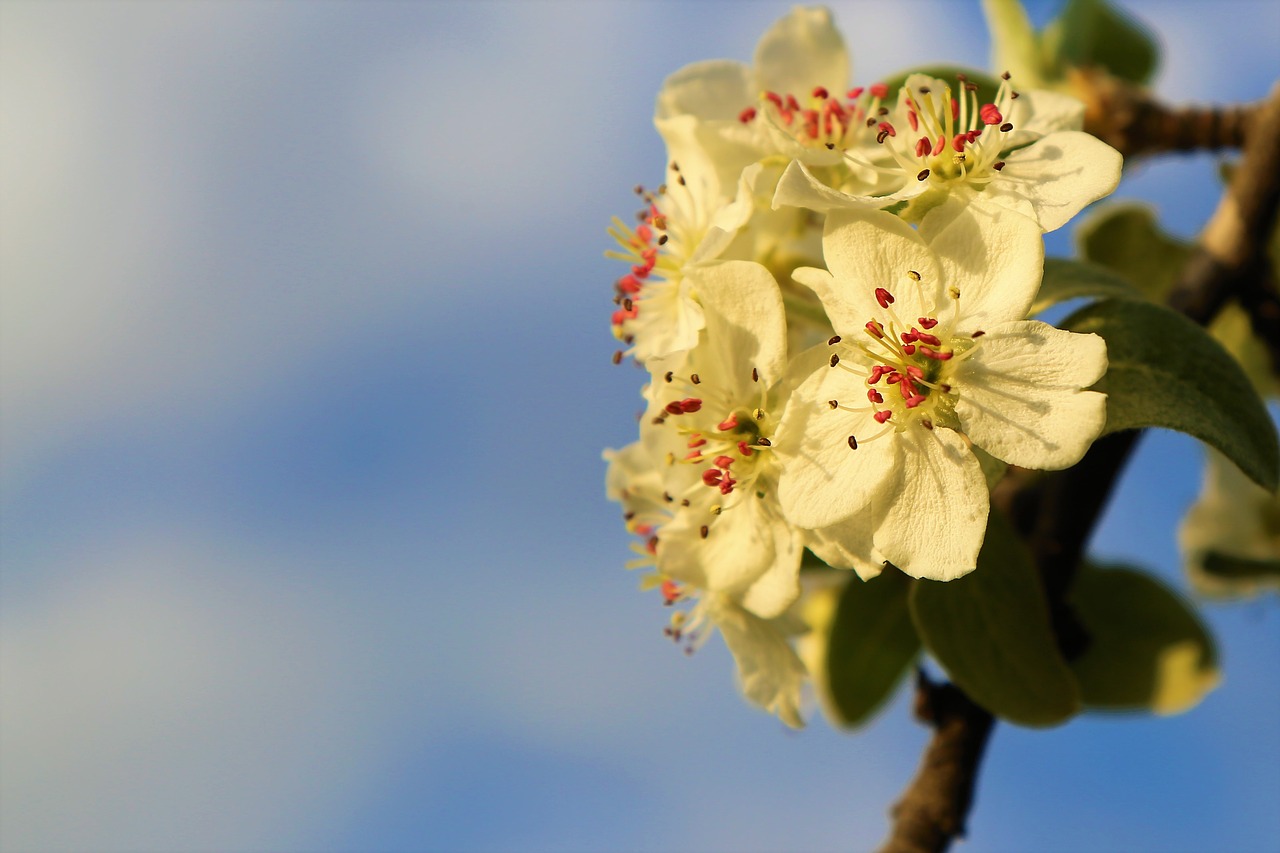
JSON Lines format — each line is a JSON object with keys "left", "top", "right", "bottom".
{"left": 773, "top": 72, "right": 1122, "bottom": 232}
{"left": 774, "top": 205, "right": 1107, "bottom": 580}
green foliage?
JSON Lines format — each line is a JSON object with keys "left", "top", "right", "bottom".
{"left": 981, "top": 0, "right": 1049, "bottom": 85}
{"left": 809, "top": 569, "right": 919, "bottom": 728}
{"left": 1043, "top": 0, "right": 1160, "bottom": 85}
{"left": 1201, "top": 552, "right": 1280, "bottom": 583}
{"left": 909, "top": 510, "right": 1080, "bottom": 727}
{"left": 1062, "top": 298, "right": 1280, "bottom": 491}
{"left": 1070, "top": 563, "right": 1220, "bottom": 714}
{"left": 1076, "top": 203, "right": 1191, "bottom": 301}
{"left": 1031, "top": 257, "right": 1146, "bottom": 314}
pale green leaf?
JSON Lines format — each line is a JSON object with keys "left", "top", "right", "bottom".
{"left": 981, "top": 0, "right": 1049, "bottom": 86}
{"left": 803, "top": 568, "right": 919, "bottom": 728}
{"left": 909, "top": 509, "right": 1080, "bottom": 727}
{"left": 1031, "top": 257, "right": 1147, "bottom": 314}
{"left": 1049, "top": 0, "right": 1159, "bottom": 85}
{"left": 1070, "top": 563, "right": 1219, "bottom": 714}
{"left": 1076, "top": 203, "right": 1191, "bottom": 302}
{"left": 1062, "top": 298, "right": 1280, "bottom": 490}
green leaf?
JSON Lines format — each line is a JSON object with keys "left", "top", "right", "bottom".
{"left": 805, "top": 569, "right": 919, "bottom": 728}
{"left": 1047, "top": 0, "right": 1159, "bottom": 85}
{"left": 1070, "top": 563, "right": 1220, "bottom": 714}
{"left": 1031, "top": 257, "right": 1147, "bottom": 314}
{"left": 1076, "top": 203, "right": 1192, "bottom": 302}
{"left": 1062, "top": 298, "right": 1280, "bottom": 490}
{"left": 877, "top": 66, "right": 1004, "bottom": 110}
{"left": 909, "top": 509, "right": 1080, "bottom": 727}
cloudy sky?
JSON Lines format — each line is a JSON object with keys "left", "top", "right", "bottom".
{"left": 2, "top": 1, "right": 1277, "bottom": 851}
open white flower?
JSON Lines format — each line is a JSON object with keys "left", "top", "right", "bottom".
{"left": 775, "top": 205, "right": 1107, "bottom": 580}
{"left": 773, "top": 72, "right": 1122, "bottom": 232}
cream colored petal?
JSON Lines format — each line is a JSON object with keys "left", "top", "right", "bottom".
{"left": 955, "top": 319, "right": 1107, "bottom": 470}
{"left": 990, "top": 131, "right": 1123, "bottom": 232}
{"left": 692, "top": 260, "right": 787, "bottom": 396}
{"left": 752, "top": 6, "right": 848, "bottom": 100}
{"left": 708, "top": 595, "right": 808, "bottom": 728}
{"left": 814, "top": 207, "right": 946, "bottom": 332}
{"left": 655, "top": 59, "right": 753, "bottom": 122}
{"left": 919, "top": 198, "right": 1044, "bottom": 329}
{"left": 775, "top": 364, "right": 902, "bottom": 529}
{"left": 804, "top": 506, "right": 889, "bottom": 581}
{"left": 772, "top": 159, "right": 918, "bottom": 214}
{"left": 629, "top": 277, "right": 704, "bottom": 365}
{"left": 873, "top": 427, "right": 989, "bottom": 581}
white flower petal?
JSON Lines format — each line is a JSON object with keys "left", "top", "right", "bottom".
{"left": 919, "top": 199, "right": 1044, "bottom": 329}
{"left": 814, "top": 207, "right": 946, "bottom": 332}
{"left": 873, "top": 427, "right": 988, "bottom": 581}
{"left": 772, "top": 160, "right": 909, "bottom": 214}
{"left": 752, "top": 6, "right": 848, "bottom": 100}
{"left": 990, "top": 131, "right": 1123, "bottom": 232}
{"left": 804, "top": 508, "right": 888, "bottom": 581}
{"left": 692, "top": 260, "right": 787, "bottom": 395}
{"left": 775, "top": 365, "right": 902, "bottom": 529}
{"left": 955, "top": 319, "right": 1107, "bottom": 469}
{"left": 630, "top": 277, "right": 704, "bottom": 364}
{"left": 655, "top": 59, "right": 753, "bottom": 122}
{"left": 708, "top": 594, "right": 807, "bottom": 728}
{"left": 1007, "top": 88, "right": 1086, "bottom": 136}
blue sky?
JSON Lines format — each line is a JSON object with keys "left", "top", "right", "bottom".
{"left": 2, "top": 1, "right": 1277, "bottom": 851}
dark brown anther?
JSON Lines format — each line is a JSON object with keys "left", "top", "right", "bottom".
{"left": 917, "top": 168, "right": 930, "bottom": 181}
{"left": 993, "top": 161, "right": 1005, "bottom": 171}
{"left": 830, "top": 353, "right": 840, "bottom": 367}
{"left": 921, "top": 419, "right": 934, "bottom": 430}
{"left": 825, "top": 142, "right": 835, "bottom": 150}
{"left": 680, "top": 498, "right": 690, "bottom": 507}
{"left": 1001, "top": 70, "right": 1011, "bottom": 80}
{"left": 622, "top": 298, "right": 633, "bottom": 311}
{"left": 829, "top": 400, "right": 839, "bottom": 409}
{"left": 699, "top": 525, "right": 709, "bottom": 539}
{"left": 1011, "top": 91, "right": 1020, "bottom": 99}
{"left": 848, "top": 435, "right": 859, "bottom": 449}
{"left": 757, "top": 437, "right": 772, "bottom": 447}
{"left": 663, "top": 491, "right": 673, "bottom": 502}
{"left": 866, "top": 117, "right": 877, "bottom": 127}
{"left": 999, "top": 122, "right": 1013, "bottom": 132}
{"left": 612, "top": 350, "right": 623, "bottom": 365}
{"left": 690, "top": 373, "right": 701, "bottom": 385}
{"left": 677, "top": 176, "right": 686, "bottom": 186}
{"left": 908, "top": 270, "right": 922, "bottom": 281}
{"left": 657, "top": 234, "right": 668, "bottom": 245}
{"left": 828, "top": 335, "right": 842, "bottom": 345}
{"left": 751, "top": 367, "right": 759, "bottom": 382}
{"left": 633, "top": 184, "right": 644, "bottom": 194}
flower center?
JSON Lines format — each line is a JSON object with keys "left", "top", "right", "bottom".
{"left": 738, "top": 84, "right": 889, "bottom": 153}
{"left": 824, "top": 280, "right": 983, "bottom": 447}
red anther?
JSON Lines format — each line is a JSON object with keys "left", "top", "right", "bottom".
{"left": 906, "top": 365, "right": 924, "bottom": 379}
{"left": 765, "top": 91, "right": 783, "bottom": 108}
{"left": 874, "top": 410, "right": 893, "bottom": 424}
{"left": 778, "top": 109, "right": 794, "bottom": 126}
{"left": 812, "top": 85, "right": 829, "bottom": 99}
{"left": 867, "top": 388, "right": 884, "bottom": 404}
{"left": 665, "top": 401, "right": 684, "bottom": 415}
{"left": 631, "top": 263, "right": 652, "bottom": 278}
{"left": 684, "top": 449, "right": 703, "bottom": 460}
{"left": 900, "top": 329, "right": 918, "bottom": 344}
{"left": 612, "top": 307, "right": 636, "bottom": 326}
{"left": 916, "top": 137, "right": 931, "bottom": 158}
{"left": 717, "top": 413, "right": 739, "bottom": 431}
{"left": 719, "top": 477, "right": 736, "bottom": 496}
{"left": 868, "top": 365, "right": 890, "bottom": 384}
{"left": 875, "top": 287, "right": 895, "bottom": 307}
{"left": 739, "top": 106, "right": 758, "bottom": 123}
{"left": 905, "top": 394, "right": 927, "bottom": 409}
{"left": 636, "top": 224, "right": 653, "bottom": 242}
{"left": 918, "top": 346, "right": 954, "bottom": 360}
{"left": 641, "top": 247, "right": 658, "bottom": 263}
{"left": 616, "top": 274, "right": 642, "bottom": 294}
{"left": 886, "top": 372, "right": 902, "bottom": 384}
{"left": 903, "top": 344, "right": 916, "bottom": 355}
{"left": 785, "top": 94, "right": 801, "bottom": 111}
{"left": 950, "top": 97, "right": 959, "bottom": 120}
{"left": 952, "top": 133, "right": 967, "bottom": 152}
{"left": 899, "top": 377, "right": 917, "bottom": 398}
{"left": 714, "top": 455, "right": 734, "bottom": 469}
{"left": 680, "top": 398, "right": 703, "bottom": 413}
{"left": 803, "top": 109, "right": 820, "bottom": 138}
{"left": 870, "top": 83, "right": 889, "bottom": 99}
{"left": 877, "top": 121, "right": 897, "bottom": 138}
{"left": 737, "top": 441, "right": 754, "bottom": 457}
{"left": 661, "top": 579, "right": 681, "bottom": 603}
{"left": 702, "top": 469, "right": 724, "bottom": 486}
{"left": 865, "top": 320, "right": 885, "bottom": 338}
{"left": 968, "top": 129, "right": 983, "bottom": 144}
{"left": 908, "top": 110, "right": 919, "bottom": 131}
{"left": 932, "top": 135, "right": 946, "bottom": 156}
{"left": 918, "top": 317, "right": 939, "bottom": 329}
{"left": 647, "top": 536, "right": 659, "bottom": 555}
{"left": 980, "top": 103, "right": 1003, "bottom": 125}
{"left": 688, "top": 435, "right": 706, "bottom": 448}
{"left": 915, "top": 331, "right": 941, "bottom": 346}
{"left": 847, "top": 87, "right": 864, "bottom": 99}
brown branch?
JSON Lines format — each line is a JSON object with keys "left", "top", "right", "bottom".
{"left": 1073, "top": 68, "right": 1260, "bottom": 159}
{"left": 876, "top": 82, "right": 1280, "bottom": 853}
{"left": 877, "top": 672, "right": 995, "bottom": 853}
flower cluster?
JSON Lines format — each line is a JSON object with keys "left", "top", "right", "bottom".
{"left": 604, "top": 6, "right": 1119, "bottom": 726}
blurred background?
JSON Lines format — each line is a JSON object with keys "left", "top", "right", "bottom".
{"left": 2, "top": 1, "right": 1277, "bottom": 850}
